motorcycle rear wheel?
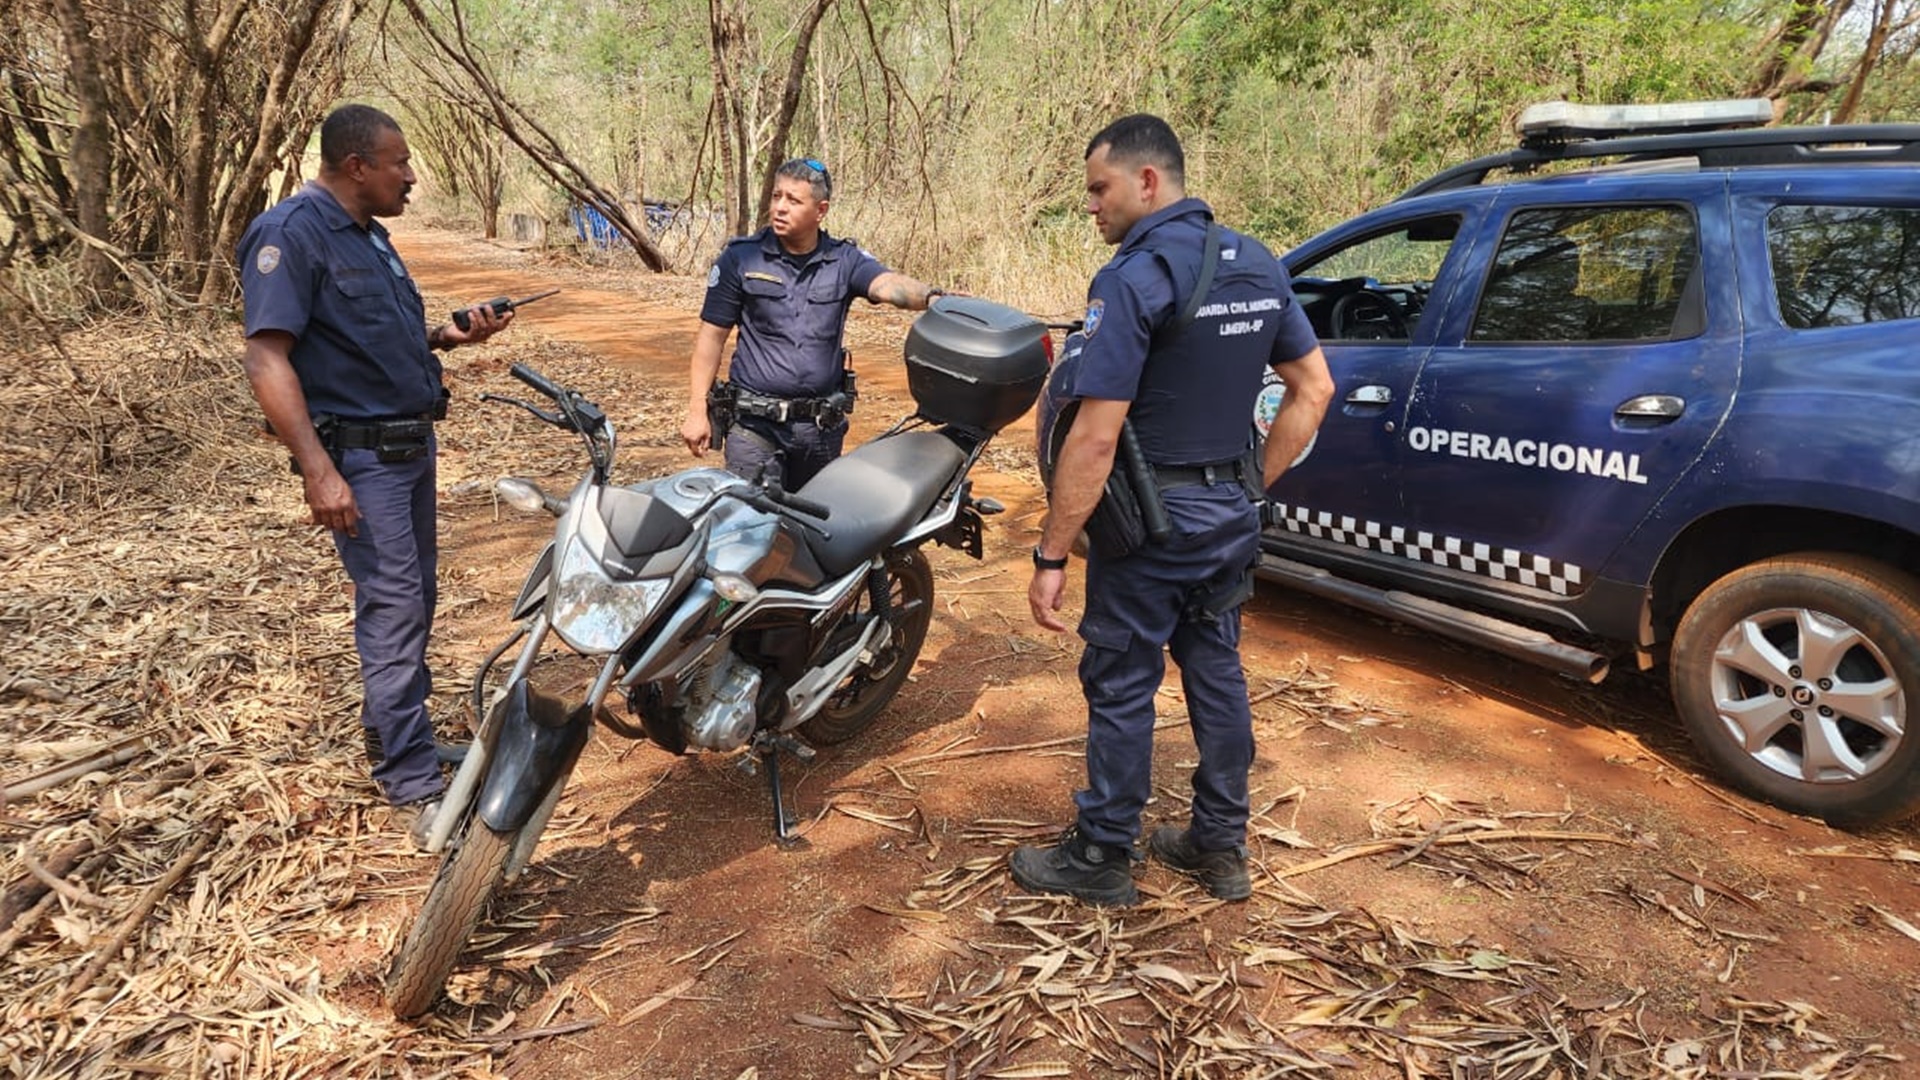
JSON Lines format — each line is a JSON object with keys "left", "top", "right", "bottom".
{"left": 800, "top": 548, "right": 934, "bottom": 745}
{"left": 385, "top": 819, "right": 515, "bottom": 1019}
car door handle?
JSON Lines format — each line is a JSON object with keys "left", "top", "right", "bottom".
{"left": 1347, "top": 385, "right": 1393, "bottom": 406}
{"left": 1615, "top": 394, "right": 1685, "bottom": 422}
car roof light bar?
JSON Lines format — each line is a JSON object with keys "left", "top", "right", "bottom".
{"left": 1517, "top": 99, "right": 1774, "bottom": 146}
{"left": 1397, "top": 122, "right": 1920, "bottom": 201}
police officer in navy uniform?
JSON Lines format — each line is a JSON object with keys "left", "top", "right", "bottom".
{"left": 238, "top": 104, "right": 511, "bottom": 849}
{"left": 1012, "top": 114, "right": 1335, "bottom": 905}
{"left": 681, "top": 157, "right": 944, "bottom": 489}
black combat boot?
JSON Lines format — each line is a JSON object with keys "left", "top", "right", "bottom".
{"left": 1148, "top": 826, "right": 1252, "bottom": 901}
{"left": 1009, "top": 826, "right": 1138, "bottom": 907}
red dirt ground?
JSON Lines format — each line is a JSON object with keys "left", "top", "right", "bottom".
{"left": 360, "top": 222, "right": 1920, "bottom": 1078}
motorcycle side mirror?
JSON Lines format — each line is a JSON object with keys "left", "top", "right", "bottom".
{"left": 497, "top": 477, "right": 566, "bottom": 517}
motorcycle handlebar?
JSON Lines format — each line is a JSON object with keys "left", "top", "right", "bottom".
{"left": 510, "top": 363, "right": 565, "bottom": 402}
{"left": 765, "top": 486, "right": 831, "bottom": 521}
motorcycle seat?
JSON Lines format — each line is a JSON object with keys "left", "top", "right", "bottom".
{"left": 796, "top": 431, "right": 967, "bottom": 577}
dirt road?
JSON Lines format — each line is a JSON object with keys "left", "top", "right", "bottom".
{"left": 380, "top": 222, "right": 1920, "bottom": 1078}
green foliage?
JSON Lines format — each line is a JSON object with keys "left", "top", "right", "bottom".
{"left": 371, "top": 0, "right": 1906, "bottom": 295}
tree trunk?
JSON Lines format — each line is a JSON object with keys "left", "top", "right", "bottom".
{"left": 44, "top": 0, "right": 117, "bottom": 296}
{"left": 708, "top": 0, "right": 752, "bottom": 236}
{"left": 1833, "top": 0, "right": 1914, "bottom": 121}
{"left": 1745, "top": 0, "right": 1851, "bottom": 103}
{"left": 754, "top": 0, "right": 837, "bottom": 227}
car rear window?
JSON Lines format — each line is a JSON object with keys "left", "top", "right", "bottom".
{"left": 1768, "top": 204, "right": 1920, "bottom": 329}
{"left": 1470, "top": 205, "right": 1702, "bottom": 344}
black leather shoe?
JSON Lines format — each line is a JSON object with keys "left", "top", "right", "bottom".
{"left": 1009, "top": 826, "right": 1138, "bottom": 907}
{"left": 396, "top": 797, "right": 444, "bottom": 852}
{"left": 1148, "top": 826, "right": 1251, "bottom": 901}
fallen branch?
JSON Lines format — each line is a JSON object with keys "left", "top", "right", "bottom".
{"left": 61, "top": 816, "right": 225, "bottom": 1006}
{"left": 0, "top": 837, "right": 95, "bottom": 927}
{"left": 1278, "top": 829, "right": 1629, "bottom": 879}
{"left": 463, "top": 1017, "right": 603, "bottom": 1044}
{"left": 894, "top": 718, "right": 1182, "bottom": 767}
{"left": 0, "top": 849, "right": 113, "bottom": 959}
{"left": 21, "top": 845, "right": 111, "bottom": 910}
{"left": 1, "top": 732, "right": 154, "bottom": 803}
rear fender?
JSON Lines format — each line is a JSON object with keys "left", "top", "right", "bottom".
{"left": 478, "top": 680, "right": 590, "bottom": 833}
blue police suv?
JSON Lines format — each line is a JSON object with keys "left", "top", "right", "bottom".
{"left": 1255, "top": 100, "right": 1920, "bottom": 826}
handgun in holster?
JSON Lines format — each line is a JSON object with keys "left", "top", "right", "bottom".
{"left": 1184, "top": 561, "right": 1257, "bottom": 623}
{"left": 706, "top": 380, "right": 737, "bottom": 451}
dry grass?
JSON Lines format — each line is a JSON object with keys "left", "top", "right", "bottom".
{"left": 0, "top": 317, "right": 635, "bottom": 1078}
{"left": 2, "top": 310, "right": 1910, "bottom": 1080}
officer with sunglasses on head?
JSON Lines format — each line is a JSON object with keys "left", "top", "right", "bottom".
{"left": 238, "top": 104, "right": 512, "bottom": 851}
{"left": 682, "top": 157, "right": 946, "bottom": 489}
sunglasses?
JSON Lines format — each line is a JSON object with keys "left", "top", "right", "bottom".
{"left": 788, "top": 157, "right": 832, "bottom": 197}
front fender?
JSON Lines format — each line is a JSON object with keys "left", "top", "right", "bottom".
{"left": 478, "top": 680, "right": 590, "bottom": 833}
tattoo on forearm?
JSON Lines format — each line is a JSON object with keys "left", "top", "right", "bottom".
{"left": 882, "top": 284, "right": 911, "bottom": 307}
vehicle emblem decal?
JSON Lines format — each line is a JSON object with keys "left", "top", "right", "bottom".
{"left": 1253, "top": 373, "right": 1316, "bottom": 468}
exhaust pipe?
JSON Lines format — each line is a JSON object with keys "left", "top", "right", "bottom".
{"left": 1257, "top": 555, "right": 1610, "bottom": 684}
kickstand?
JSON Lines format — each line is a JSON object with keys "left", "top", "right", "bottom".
{"left": 756, "top": 733, "right": 816, "bottom": 845}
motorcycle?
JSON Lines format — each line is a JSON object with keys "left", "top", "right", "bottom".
{"left": 385, "top": 296, "right": 1052, "bottom": 1019}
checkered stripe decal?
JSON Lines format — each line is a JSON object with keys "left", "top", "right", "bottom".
{"left": 1270, "top": 504, "right": 1587, "bottom": 597}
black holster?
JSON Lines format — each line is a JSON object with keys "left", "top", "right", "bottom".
{"left": 706, "top": 381, "right": 737, "bottom": 451}
{"left": 1183, "top": 563, "right": 1257, "bottom": 624}
{"left": 1083, "top": 419, "right": 1172, "bottom": 560}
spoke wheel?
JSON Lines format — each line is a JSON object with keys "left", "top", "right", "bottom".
{"left": 799, "top": 548, "right": 934, "bottom": 745}
{"left": 385, "top": 820, "right": 515, "bottom": 1019}
{"left": 1671, "top": 553, "right": 1920, "bottom": 826}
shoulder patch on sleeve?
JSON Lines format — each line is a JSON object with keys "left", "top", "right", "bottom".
{"left": 255, "top": 245, "right": 282, "bottom": 276}
{"left": 1083, "top": 298, "right": 1105, "bottom": 338}
{"left": 707, "top": 263, "right": 721, "bottom": 288}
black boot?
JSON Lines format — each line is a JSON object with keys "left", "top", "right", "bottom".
{"left": 1148, "top": 826, "right": 1251, "bottom": 901}
{"left": 1009, "top": 825, "right": 1138, "bottom": 907}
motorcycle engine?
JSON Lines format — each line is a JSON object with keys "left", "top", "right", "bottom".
{"left": 679, "top": 650, "right": 762, "bottom": 752}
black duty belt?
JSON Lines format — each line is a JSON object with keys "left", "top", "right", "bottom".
{"left": 733, "top": 389, "right": 848, "bottom": 424}
{"left": 1153, "top": 460, "right": 1244, "bottom": 489}
{"left": 324, "top": 414, "right": 437, "bottom": 449}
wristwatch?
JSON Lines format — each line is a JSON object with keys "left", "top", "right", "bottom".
{"left": 1031, "top": 545, "right": 1068, "bottom": 571}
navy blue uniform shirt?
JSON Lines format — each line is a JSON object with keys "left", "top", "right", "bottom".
{"left": 237, "top": 183, "right": 443, "bottom": 420}
{"left": 698, "top": 227, "right": 887, "bottom": 398}
{"left": 1073, "top": 198, "right": 1317, "bottom": 464}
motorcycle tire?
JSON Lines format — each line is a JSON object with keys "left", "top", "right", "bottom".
{"left": 385, "top": 819, "right": 515, "bottom": 1019}
{"left": 800, "top": 547, "right": 934, "bottom": 745}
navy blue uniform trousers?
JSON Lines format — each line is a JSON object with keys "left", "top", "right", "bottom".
{"left": 330, "top": 445, "right": 443, "bottom": 806}
{"left": 1074, "top": 484, "right": 1260, "bottom": 852}
{"left": 726, "top": 416, "right": 848, "bottom": 491}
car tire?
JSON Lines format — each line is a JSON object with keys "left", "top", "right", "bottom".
{"left": 1671, "top": 552, "right": 1920, "bottom": 827}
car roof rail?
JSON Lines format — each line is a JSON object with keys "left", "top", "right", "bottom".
{"left": 1397, "top": 103, "right": 1920, "bottom": 201}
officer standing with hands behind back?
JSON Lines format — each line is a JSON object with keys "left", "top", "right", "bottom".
{"left": 681, "top": 157, "right": 945, "bottom": 490}
{"left": 237, "top": 103, "right": 512, "bottom": 850}
{"left": 1013, "top": 114, "right": 1335, "bottom": 906}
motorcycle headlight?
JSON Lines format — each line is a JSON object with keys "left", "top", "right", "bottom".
{"left": 549, "top": 535, "right": 671, "bottom": 654}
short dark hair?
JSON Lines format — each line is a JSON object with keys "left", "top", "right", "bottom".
{"left": 775, "top": 157, "right": 833, "bottom": 201}
{"left": 320, "top": 105, "right": 402, "bottom": 170}
{"left": 1085, "top": 114, "right": 1185, "bottom": 186}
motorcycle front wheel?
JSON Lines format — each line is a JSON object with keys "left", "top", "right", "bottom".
{"left": 800, "top": 547, "right": 934, "bottom": 745}
{"left": 385, "top": 819, "right": 515, "bottom": 1019}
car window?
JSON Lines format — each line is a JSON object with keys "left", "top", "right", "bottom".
{"left": 1470, "top": 205, "right": 1702, "bottom": 343}
{"left": 1768, "top": 204, "right": 1920, "bottom": 329}
{"left": 1290, "top": 216, "right": 1461, "bottom": 342}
